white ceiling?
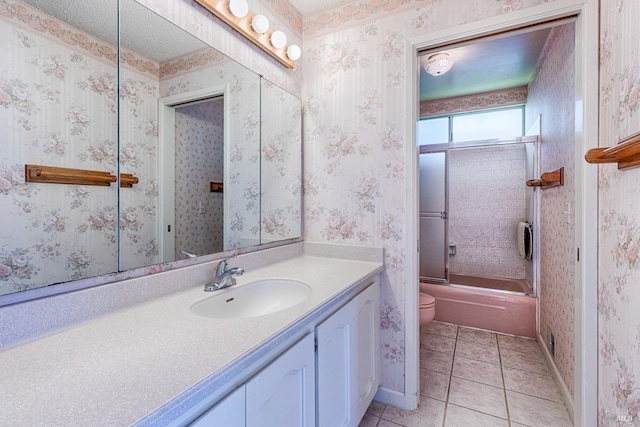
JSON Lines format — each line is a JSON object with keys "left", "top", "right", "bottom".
{"left": 287, "top": 0, "right": 347, "bottom": 15}
{"left": 22, "top": 0, "right": 209, "bottom": 63}
{"left": 419, "top": 28, "right": 553, "bottom": 102}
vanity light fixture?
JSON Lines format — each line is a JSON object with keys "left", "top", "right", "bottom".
{"left": 194, "top": 0, "right": 300, "bottom": 69}
{"left": 424, "top": 52, "right": 454, "bottom": 76}
{"left": 270, "top": 30, "right": 287, "bottom": 49}
{"left": 228, "top": 0, "right": 248, "bottom": 18}
{"left": 251, "top": 14, "right": 269, "bottom": 34}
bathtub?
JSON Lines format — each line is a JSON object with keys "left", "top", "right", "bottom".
{"left": 420, "top": 278, "right": 536, "bottom": 338}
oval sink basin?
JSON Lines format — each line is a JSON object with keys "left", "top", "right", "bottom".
{"left": 190, "top": 278, "right": 312, "bottom": 319}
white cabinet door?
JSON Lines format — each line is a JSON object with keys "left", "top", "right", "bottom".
{"left": 246, "top": 333, "right": 315, "bottom": 427}
{"left": 354, "top": 283, "right": 380, "bottom": 421}
{"left": 316, "top": 298, "right": 352, "bottom": 427}
{"left": 316, "top": 282, "right": 380, "bottom": 427}
{"left": 190, "top": 385, "right": 245, "bottom": 427}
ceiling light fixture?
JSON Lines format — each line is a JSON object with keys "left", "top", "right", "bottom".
{"left": 424, "top": 52, "right": 454, "bottom": 76}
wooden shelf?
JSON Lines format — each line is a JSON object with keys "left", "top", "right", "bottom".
{"left": 120, "top": 173, "right": 139, "bottom": 188}
{"left": 25, "top": 165, "right": 139, "bottom": 188}
{"left": 26, "top": 164, "right": 117, "bottom": 186}
{"left": 585, "top": 130, "right": 640, "bottom": 170}
{"left": 526, "top": 167, "right": 564, "bottom": 188}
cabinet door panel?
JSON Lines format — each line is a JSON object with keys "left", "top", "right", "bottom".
{"left": 190, "top": 386, "right": 245, "bottom": 427}
{"left": 316, "top": 310, "right": 352, "bottom": 427}
{"left": 246, "top": 333, "right": 315, "bottom": 427}
{"left": 317, "top": 282, "right": 380, "bottom": 427}
{"left": 355, "top": 285, "right": 380, "bottom": 421}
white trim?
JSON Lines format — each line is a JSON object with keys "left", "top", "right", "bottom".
{"left": 374, "top": 386, "right": 410, "bottom": 409}
{"left": 405, "top": 1, "right": 598, "bottom": 425}
{"left": 158, "top": 85, "right": 228, "bottom": 263}
{"left": 572, "top": 1, "right": 599, "bottom": 426}
{"left": 539, "top": 334, "right": 575, "bottom": 419}
{"left": 403, "top": 38, "right": 420, "bottom": 412}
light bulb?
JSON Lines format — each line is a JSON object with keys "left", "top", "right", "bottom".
{"left": 228, "top": 0, "right": 248, "bottom": 18}
{"left": 251, "top": 14, "right": 269, "bottom": 34}
{"left": 270, "top": 30, "right": 287, "bottom": 49}
{"left": 286, "top": 44, "right": 301, "bottom": 61}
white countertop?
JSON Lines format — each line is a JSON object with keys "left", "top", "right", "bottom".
{"left": 0, "top": 254, "right": 383, "bottom": 426}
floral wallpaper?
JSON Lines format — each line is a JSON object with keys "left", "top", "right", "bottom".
{"left": 525, "top": 23, "right": 576, "bottom": 399}
{"left": 448, "top": 144, "right": 530, "bottom": 280}
{"left": 301, "top": 0, "right": 560, "bottom": 394}
{"left": 0, "top": 0, "right": 119, "bottom": 295}
{"left": 174, "top": 99, "right": 224, "bottom": 258}
{"left": 260, "top": 79, "right": 302, "bottom": 243}
{"left": 118, "top": 61, "right": 161, "bottom": 272}
{"left": 160, "top": 55, "right": 262, "bottom": 250}
{"left": 597, "top": 0, "right": 640, "bottom": 424}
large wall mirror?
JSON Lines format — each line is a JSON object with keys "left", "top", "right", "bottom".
{"left": 0, "top": 0, "right": 302, "bottom": 298}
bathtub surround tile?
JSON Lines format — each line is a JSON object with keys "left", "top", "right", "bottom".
{"left": 452, "top": 356, "right": 503, "bottom": 387}
{"left": 454, "top": 340, "right": 500, "bottom": 364}
{"left": 381, "top": 396, "right": 446, "bottom": 427}
{"left": 497, "top": 334, "right": 540, "bottom": 353}
{"left": 506, "top": 391, "right": 572, "bottom": 427}
{"left": 422, "top": 321, "right": 458, "bottom": 338}
{"left": 503, "top": 367, "right": 564, "bottom": 402}
{"left": 457, "top": 327, "right": 497, "bottom": 347}
{"left": 421, "top": 332, "right": 456, "bottom": 354}
{"left": 420, "top": 347, "right": 454, "bottom": 374}
{"left": 447, "top": 377, "right": 508, "bottom": 419}
{"left": 443, "top": 404, "right": 509, "bottom": 427}
{"left": 420, "top": 368, "right": 450, "bottom": 401}
{"left": 499, "top": 347, "right": 551, "bottom": 375}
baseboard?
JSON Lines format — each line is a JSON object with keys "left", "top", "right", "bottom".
{"left": 537, "top": 333, "right": 574, "bottom": 423}
{"left": 374, "top": 386, "right": 417, "bottom": 410}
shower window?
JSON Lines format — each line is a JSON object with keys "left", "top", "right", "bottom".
{"left": 418, "top": 106, "right": 524, "bottom": 147}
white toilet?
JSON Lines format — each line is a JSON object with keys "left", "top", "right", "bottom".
{"left": 419, "top": 292, "right": 436, "bottom": 326}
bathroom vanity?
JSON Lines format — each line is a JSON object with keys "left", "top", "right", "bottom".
{"left": 0, "top": 243, "right": 383, "bottom": 426}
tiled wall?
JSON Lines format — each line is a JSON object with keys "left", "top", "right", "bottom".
{"left": 448, "top": 144, "right": 529, "bottom": 279}
{"left": 524, "top": 23, "right": 576, "bottom": 399}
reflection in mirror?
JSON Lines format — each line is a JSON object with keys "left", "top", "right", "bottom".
{"left": 120, "top": 0, "right": 261, "bottom": 269}
{"left": 0, "top": 0, "right": 119, "bottom": 296}
{"left": 0, "top": 0, "right": 302, "bottom": 299}
{"left": 260, "top": 80, "right": 302, "bottom": 242}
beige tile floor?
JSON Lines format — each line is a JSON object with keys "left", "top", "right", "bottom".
{"left": 359, "top": 321, "right": 572, "bottom": 427}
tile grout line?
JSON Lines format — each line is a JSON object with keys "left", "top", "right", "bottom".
{"left": 441, "top": 325, "right": 459, "bottom": 427}
{"left": 497, "top": 337, "right": 512, "bottom": 425}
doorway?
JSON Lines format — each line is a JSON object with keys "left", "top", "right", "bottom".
{"left": 158, "top": 86, "right": 228, "bottom": 263}
{"left": 402, "top": 2, "right": 599, "bottom": 425}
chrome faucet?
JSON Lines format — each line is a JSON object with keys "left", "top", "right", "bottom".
{"left": 204, "top": 259, "right": 244, "bottom": 292}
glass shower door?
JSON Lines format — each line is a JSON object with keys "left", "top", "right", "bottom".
{"left": 419, "top": 151, "right": 448, "bottom": 282}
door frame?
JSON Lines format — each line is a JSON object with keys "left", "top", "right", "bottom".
{"left": 158, "top": 85, "right": 229, "bottom": 262}
{"left": 403, "top": 1, "right": 598, "bottom": 424}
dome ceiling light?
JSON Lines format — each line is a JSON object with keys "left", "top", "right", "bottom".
{"left": 425, "top": 52, "right": 454, "bottom": 76}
